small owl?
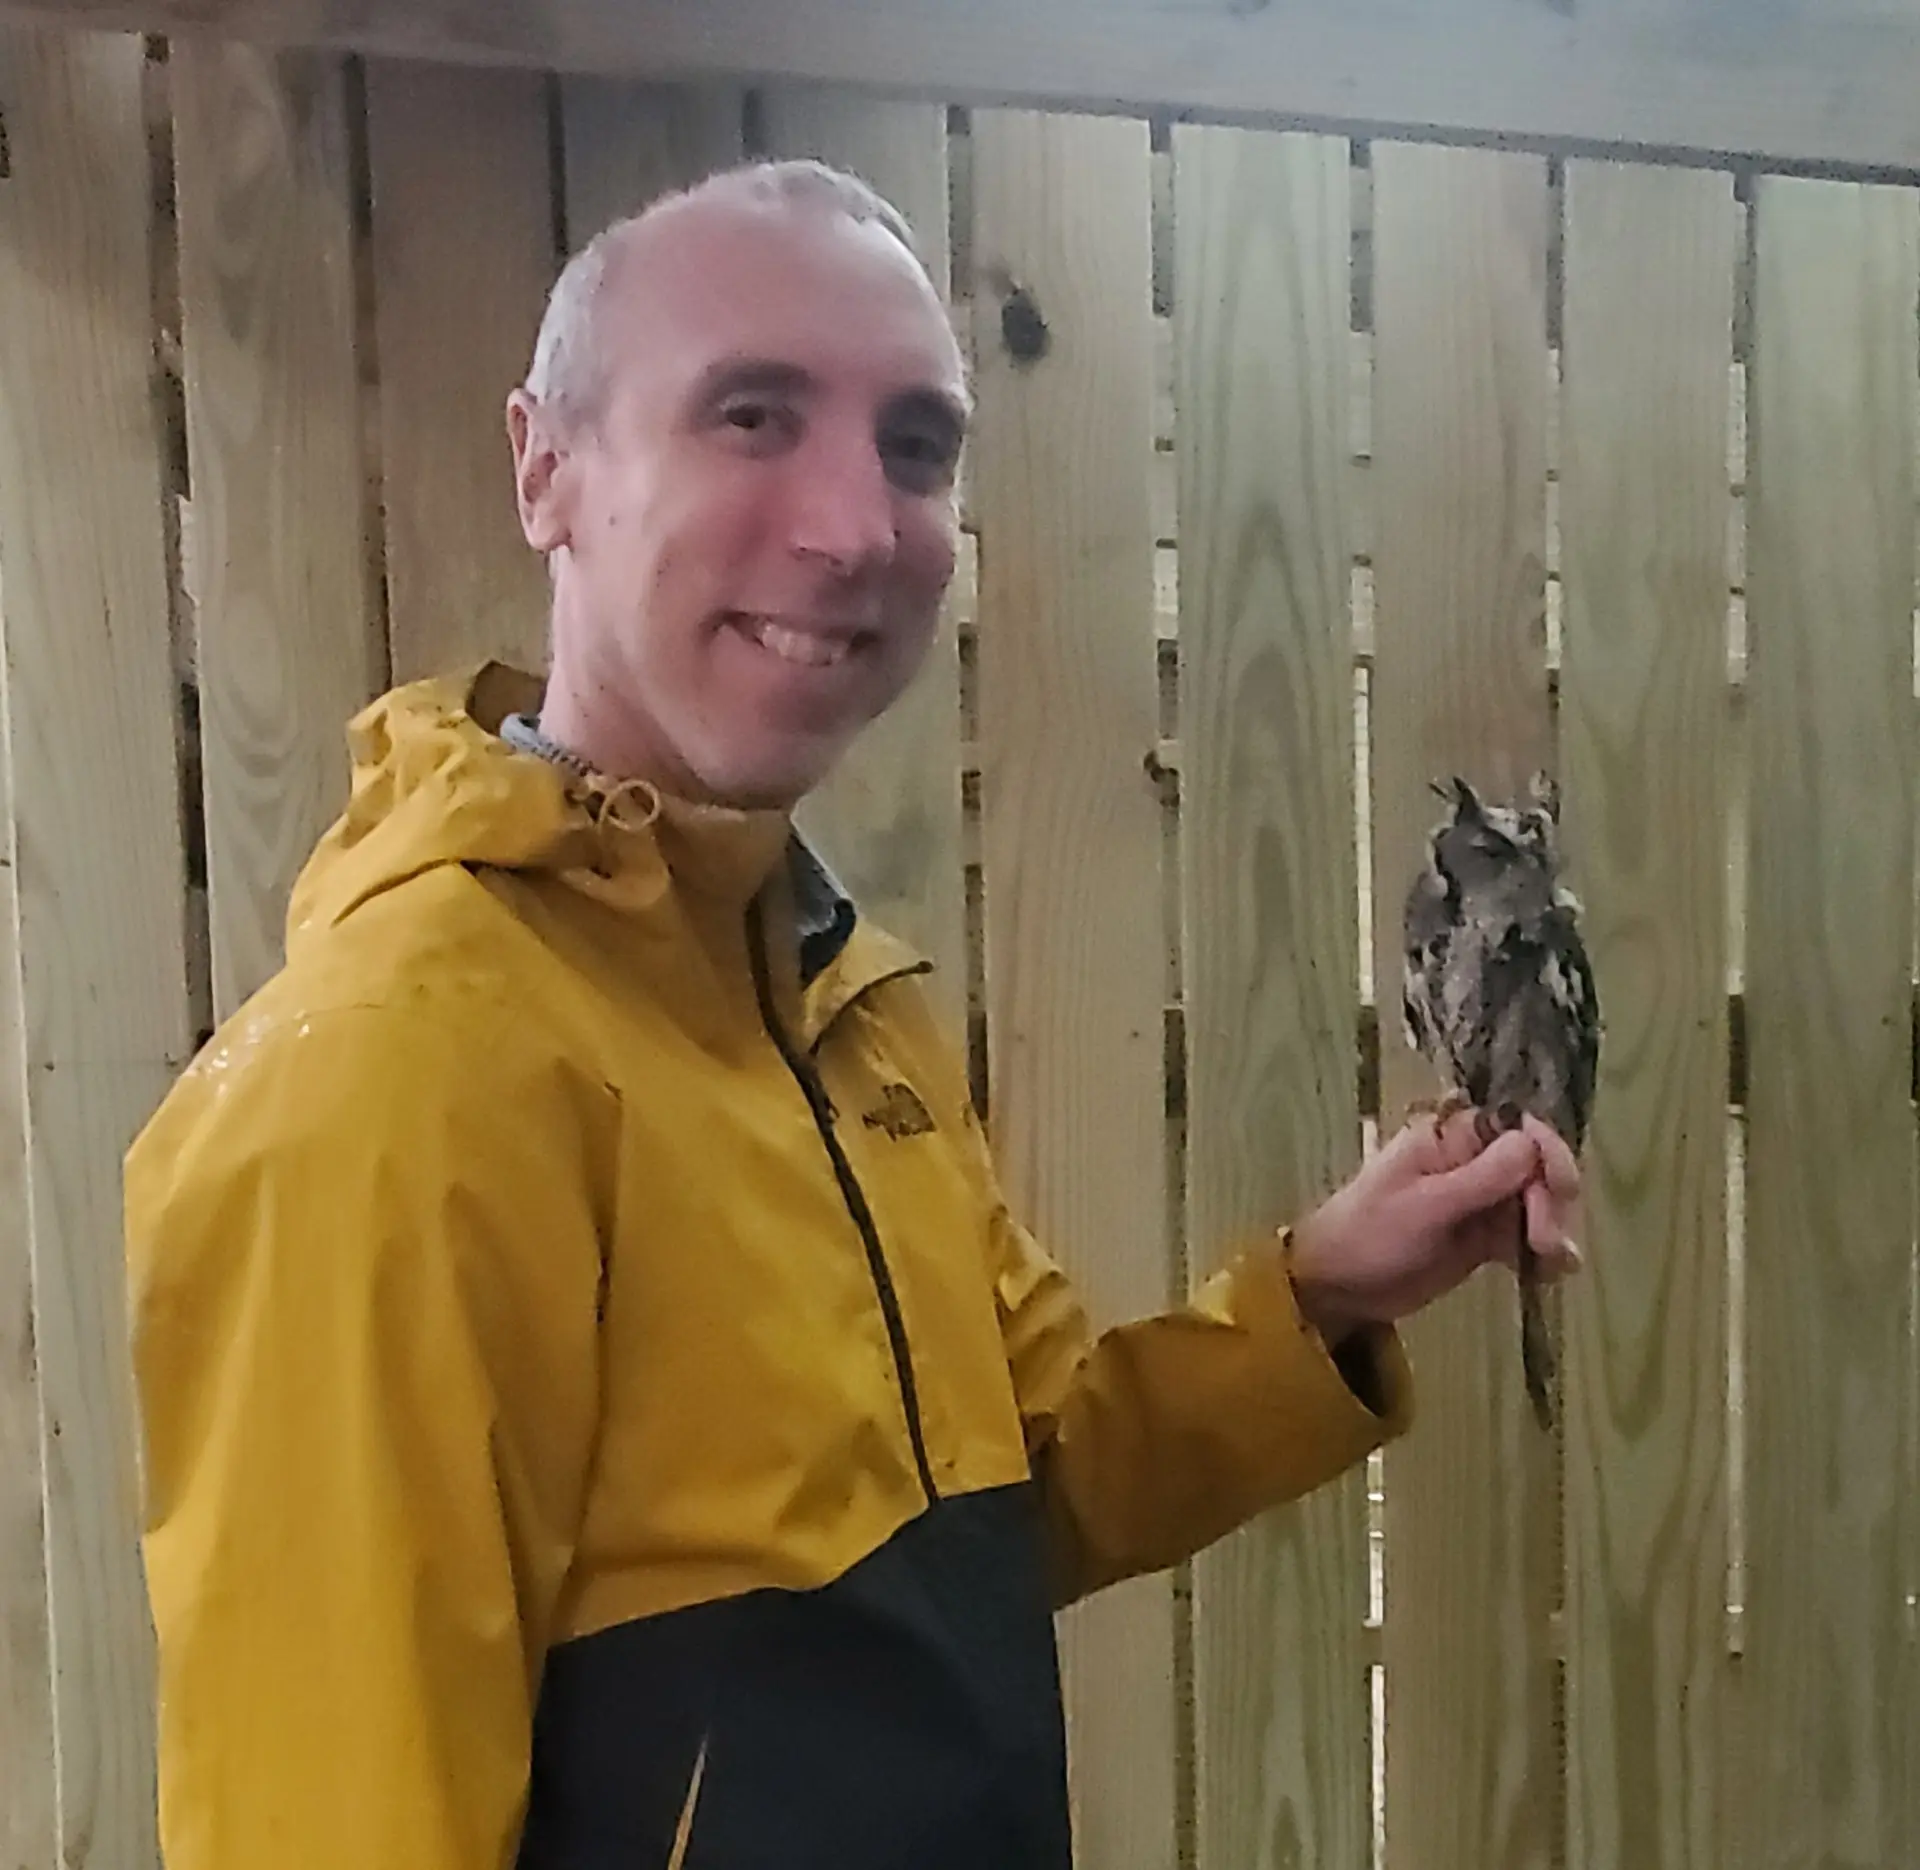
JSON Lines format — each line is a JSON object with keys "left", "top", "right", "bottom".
{"left": 1401, "top": 774, "right": 1600, "bottom": 1431}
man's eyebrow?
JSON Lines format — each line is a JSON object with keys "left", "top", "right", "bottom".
{"left": 688, "top": 358, "right": 818, "bottom": 406}
{"left": 686, "top": 357, "right": 971, "bottom": 432}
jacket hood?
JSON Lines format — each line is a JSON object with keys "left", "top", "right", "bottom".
{"left": 285, "top": 663, "right": 800, "bottom": 957}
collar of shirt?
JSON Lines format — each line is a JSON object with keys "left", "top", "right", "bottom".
{"left": 499, "top": 712, "right": 858, "bottom": 985}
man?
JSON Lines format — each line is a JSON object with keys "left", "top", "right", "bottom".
{"left": 124, "top": 159, "right": 1579, "bottom": 1869}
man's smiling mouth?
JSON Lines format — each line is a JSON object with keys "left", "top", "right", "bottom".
{"left": 728, "top": 614, "right": 873, "bottom": 669}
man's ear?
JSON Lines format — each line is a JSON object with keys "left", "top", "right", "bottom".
{"left": 507, "top": 388, "right": 575, "bottom": 555}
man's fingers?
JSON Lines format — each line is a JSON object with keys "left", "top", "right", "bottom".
{"left": 1522, "top": 1114, "right": 1582, "bottom": 1203}
{"left": 1422, "top": 1128, "right": 1537, "bottom": 1225}
{"left": 1522, "top": 1175, "right": 1566, "bottom": 1253}
{"left": 1544, "top": 1238, "right": 1584, "bottom": 1276}
{"left": 1522, "top": 1194, "right": 1583, "bottom": 1277}
{"left": 1429, "top": 1109, "right": 1579, "bottom": 1191}
{"left": 1400, "top": 1109, "right": 1588, "bottom": 1284}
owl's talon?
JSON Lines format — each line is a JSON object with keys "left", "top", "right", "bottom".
{"left": 1407, "top": 1088, "right": 1471, "bottom": 1132}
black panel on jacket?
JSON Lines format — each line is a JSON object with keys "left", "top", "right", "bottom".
{"left": 515, "top": 1483, "right": 1072, "bottom": 1870}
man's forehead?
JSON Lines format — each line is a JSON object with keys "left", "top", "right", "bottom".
{"left": 596, "top": 193, "right": 964, "bottom": 396}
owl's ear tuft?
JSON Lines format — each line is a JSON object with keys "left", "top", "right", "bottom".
{"left": 1434, "top": 774, "right": 1485, "bottom": 821}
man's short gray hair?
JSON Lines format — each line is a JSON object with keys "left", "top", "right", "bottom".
{"left": 524, "top": 157, "right": 926, "bottom": 434}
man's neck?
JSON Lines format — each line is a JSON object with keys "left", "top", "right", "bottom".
{"left": 534, "top": 677, "right": 706, "bottom": 801}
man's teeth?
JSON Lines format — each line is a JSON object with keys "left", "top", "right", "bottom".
{"left": 747, "top": 619, "right": 851, "bottom": 668}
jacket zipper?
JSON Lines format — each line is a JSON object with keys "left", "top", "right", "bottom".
{"left": 745, "top": 901, "right": 940, "bottom": 1509}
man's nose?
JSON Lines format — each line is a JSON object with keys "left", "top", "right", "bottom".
{"left": 787, "top": 432, "right": 897, "bottom": 573}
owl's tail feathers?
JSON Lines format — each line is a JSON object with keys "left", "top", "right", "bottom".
{"left": 1519, "top": 1257, "right": 1557, "bottom": 1432}
{"left": 1476, "top": 1104, "right": 1559, "bottom": 1432}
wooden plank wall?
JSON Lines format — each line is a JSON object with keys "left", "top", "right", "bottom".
{"left": 970, "top": 110, "right": 1175, "bottom": 1870}
{"left": 0, "top": 30, "right": 193, "bottom": 1868}
{"left": 20, "top": 0, "right": 1920, "bottom": 179}
{"left": 365, "top": 58, "right": 553, "bottom": 679}
{"left": 173, "top": 42, "right": 380, "bottom": 1019}
{"left": 1174, "top": 124, "right": 1369, "bottom": 1870}
{"left": 3, "top": 26, "right": 1919, "bottom": 1870}
{"left": 1558, "top": 160, "right": 1735, "bottom": 1870}
{"left": 0, "top": 556, "right": 55, "bottom": 1870}
{"left": 1740, "top": 179, "right": 1918, "bottom": 1870}
{"left": 1371, "top": 142, "right": 1558, "bottom": 1870}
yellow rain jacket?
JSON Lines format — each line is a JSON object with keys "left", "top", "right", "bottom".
{"left": 125, "top": 663, "right": 1412, "bottom": 1870}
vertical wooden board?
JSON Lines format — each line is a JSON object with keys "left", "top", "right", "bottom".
{"left": 174, "top": 44, "right": 378, "bottom": 1020}
{"left": 756, "top": 86, "right": 951, "bottom": 297}
{"left": 366, "top": 59, "right": 556, "bottom": 680}
{"left": 1369, "top": 141, "right": 1555, "bottom": 1870}
{"left": 760, "top": 87, "right": 968, "bottom": 1041}
{"left": 560, "top": 78, "right": 743, "bottom": 249}
{"left": 1740, "top": 175, "right": 1916, "bottom": 1870}
{"left": 970, "top": 111, "right": 1171, "bottom": 1869}
{"left": 0, "top": 28, "right": 193, "bottom": 1866}
{"left": 1558, "top": 159, "right": 1735, "bottom": 1870}
{"left": 0, "top": 572, "right": 55, "bottom": 1870}
{"left": 1911, "top": 1099, "right": 1920, "bottom": 1870}
{"left": 1173, "top": 125, "right": 1368, "bottom": 1870}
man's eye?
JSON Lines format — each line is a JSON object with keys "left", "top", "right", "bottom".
{"left": 882, "top": 429, "right": 958, "bottom": 487}
{"left": 716, "top": 398, "right": 806, "bottom": 448}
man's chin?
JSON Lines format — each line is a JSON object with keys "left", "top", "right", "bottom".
{"left": 695, "top": 746, "right": 845, "bottom": 815}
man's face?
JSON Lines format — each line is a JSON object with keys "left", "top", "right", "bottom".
{"left": 511, "top": 196, "right": 969, "bottom": 809}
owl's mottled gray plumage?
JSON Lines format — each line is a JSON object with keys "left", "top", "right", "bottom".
{"left": 1401, "top": 774, "right": 1600, "bottom": 1431}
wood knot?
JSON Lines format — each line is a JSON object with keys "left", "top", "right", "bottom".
{"left": 999, "top": 286, "right": 1050, "bottom": 365}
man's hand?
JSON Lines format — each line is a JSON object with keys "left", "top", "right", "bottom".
{"left": 1285, "top": 1107, "right": 1582, "bottom": 1346}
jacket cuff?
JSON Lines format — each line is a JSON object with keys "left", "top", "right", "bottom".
{"left": 1223, "top": 1231, "right": 1415, "bottom": 1448}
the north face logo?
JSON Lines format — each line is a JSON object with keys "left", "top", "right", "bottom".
{"left": 862, "top": 1082, "right": 935, "bottom": 1139}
